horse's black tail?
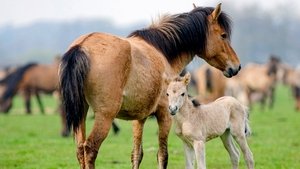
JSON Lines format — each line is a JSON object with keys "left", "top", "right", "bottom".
{"left": 0, "top": 63, "right": 37, "bottom": 102}
{"left": 59, "top": 45, "right": 90, "bottom": 133}
{"left": 205, "top": 68, "right": 213, "bottom": 92}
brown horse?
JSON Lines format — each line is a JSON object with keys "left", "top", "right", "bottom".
{"left": 0, "top": 58, "right": 71, "bottom": 136}
{"left": 59, "top": 4, "right": 240, "bottom": 169}
{"left": 0, "top": 57, "right": 60, "bottom": 114}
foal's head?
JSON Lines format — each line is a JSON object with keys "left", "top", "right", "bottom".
{"left": 166, "top": 73, "right": 191, "bottom": 115}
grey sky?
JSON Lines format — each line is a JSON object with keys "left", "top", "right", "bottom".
{"left": 1, "top": 0, "right": 299, "bottom": 27}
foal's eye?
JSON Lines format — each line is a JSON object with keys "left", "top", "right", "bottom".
{"left": 221, "top": 33, "right": 227, "bottom": 39}
{"left": 166, "top": 93, "right": 169, "bottom": 96}
{"left": 181, "top": 93, "right": 185, "bottom": 96}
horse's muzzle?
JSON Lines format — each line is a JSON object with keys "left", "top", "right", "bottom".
{"left": 223, "top": 65, "right": 241, "bottom": 78}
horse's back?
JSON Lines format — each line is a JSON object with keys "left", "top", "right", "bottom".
{"left": 22, "top": 64, "right": 59, "bottom": 92}
{"left": 240, "top": 63, "right": 272, "bottom": 90}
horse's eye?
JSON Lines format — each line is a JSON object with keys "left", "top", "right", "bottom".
{"left": 181, "top": 93, "right": 185, "bottom": 96}
{"left": 221, "top": 33, "right": 227, "bottom": 39}
{"left": 166, "top": 93, "right": 169, "bottom": 96}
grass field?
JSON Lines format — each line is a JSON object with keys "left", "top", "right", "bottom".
{"left": 0, "top": 85, "right": 300, "bottom": 169}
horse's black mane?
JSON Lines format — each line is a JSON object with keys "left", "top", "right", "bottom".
{"left": 0, "top": 63, "right": 37, "bottom": 101}
{"left": 128, "top": 6, "right": 232, "bottom": 62}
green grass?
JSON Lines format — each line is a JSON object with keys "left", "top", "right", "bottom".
{"left": 0, "top": 85, "right": 300, "bottom": 169}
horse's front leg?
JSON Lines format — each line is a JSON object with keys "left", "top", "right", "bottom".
{"left": 155, "top": 105, "right": 172, "bottom": 169}
{"left": 131, "top": 118, "right": 147, "bottom": 169}
{"left": 23, "top": 89, "right": 32, "bottom": 114}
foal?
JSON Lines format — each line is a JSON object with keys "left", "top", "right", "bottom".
{"left": 166, "top": 73, "right": 254, "bottom": 169}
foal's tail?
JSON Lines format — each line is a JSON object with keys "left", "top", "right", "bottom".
{"left": 243, "top": 106, "right": 252, "bottom": 137}
{"left": 59, "top": 45, "right": 90, "bottom": 132}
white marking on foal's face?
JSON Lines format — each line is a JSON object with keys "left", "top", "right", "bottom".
{"left": 166, "top": 81, "right": 187, "bottom": 116}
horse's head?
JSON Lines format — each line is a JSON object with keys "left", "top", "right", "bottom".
{"left": 198, "top": 3, "right": 241, "bottom": 78}
{"left": 0, "top": 98, "right": 12, "bottom": 113}
{"left": 166, "top": 73, "right": 190, "bottom": 116}
{"left": 267, "top": 55, "right": 281, "bottom": 77}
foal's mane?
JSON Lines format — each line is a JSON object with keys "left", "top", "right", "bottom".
{"left": 128, "top": 6, "right": 232, "bottom": 62}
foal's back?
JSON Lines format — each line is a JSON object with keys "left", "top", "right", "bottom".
{"left": 196, "top": 96, "right": 246, "bottom": 139}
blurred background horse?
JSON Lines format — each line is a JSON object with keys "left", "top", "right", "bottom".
{"left": 0, "top": 56, "right": 71, "bottom": 136}
{"left": 192, "top": 55, "right": 282, "bottom": 110}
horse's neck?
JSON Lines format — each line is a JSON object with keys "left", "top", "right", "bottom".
{"left": 177, "top": 97, "right": 197, "bottom": 120}
{"left": 170, "top": 53, "right": 194, "bottom": 74}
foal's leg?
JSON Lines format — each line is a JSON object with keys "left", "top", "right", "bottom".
{"left": 183, "top": 143, "right": 195, "bottom": 169}
{"left": 234, "top": 135, "right": 254, "bottom": 169}
{"left": 193, "top": 140, "right": 206, "bottom": 169}
{"left": 131, "top": 118, "right": 147, "bottom": 169}
{"left": 155, "top": 106, "right": 172, "bottom": 169}
{"left": 220, "top": 130, "right": 240, "bottom": 169}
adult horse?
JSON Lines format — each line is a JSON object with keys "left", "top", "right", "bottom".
{"left": 0, "top": 57, "right": 61, "bottom": 114}
{"left": 0, "top": 57, "right": 70, "bottom": 136}
{"left": 238, "top": 56, "right": 281, "bottom": 109}
{"left": 59, "top": 4, "right": 241, "bottom": 169}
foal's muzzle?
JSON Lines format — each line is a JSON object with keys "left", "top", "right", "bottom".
{"left": 168, "top": 105, "right": 178, "bottom": 116}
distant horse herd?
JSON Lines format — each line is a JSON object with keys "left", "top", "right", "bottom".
{"left": 1, "top": 3, "right": 300, "bottom": 169}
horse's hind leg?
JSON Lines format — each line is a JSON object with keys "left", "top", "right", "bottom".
{"left": 155, "top": 106, "right": 172, "bottom": 169}
{"left": 83, "top": 110, "right": 117, "bottom": 169}
{"left": 220, "top": 130, "right": 240, "bottom": 169}
{"left": 35, "top": 91, "right": 45, "bottom": 114}
{"left": 131, "top": 118, "right": 147, "bottom": 169}
{"left": 83, "top": 96, "right": 122, "bottom": 169}
{"left": 75, "top": 102, "right": 89, "bottom": 169}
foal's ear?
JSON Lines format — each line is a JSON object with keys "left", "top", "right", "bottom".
{"left": 211, "top": 3, "right": 222, "bottom": 21}
{"left": 183, "top": 72, "right": 191, "bottom": 86}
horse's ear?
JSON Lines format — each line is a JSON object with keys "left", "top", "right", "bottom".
{"left": 211, "top": 3, "right": 222, "bottom": 21}
{"left": 193, "top": 3, "right": 197, "bottom": 9}
{"left": 183, "top": 72, "right": 191, "bottom": 86}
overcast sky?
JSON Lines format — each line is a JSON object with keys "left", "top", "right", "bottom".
{"left": 1, "top": 0, "right": 299, "bottom": 27}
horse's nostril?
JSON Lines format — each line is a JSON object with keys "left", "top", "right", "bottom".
{"left": 238, "top": 64, "right": 241, "bottom": 71}
{"left": 228, "top": 68, "right": 233, "bottom": 76}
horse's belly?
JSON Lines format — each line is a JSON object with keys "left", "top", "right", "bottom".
{"left": 117, "top": 86, "right": 162, "bottom": 120}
